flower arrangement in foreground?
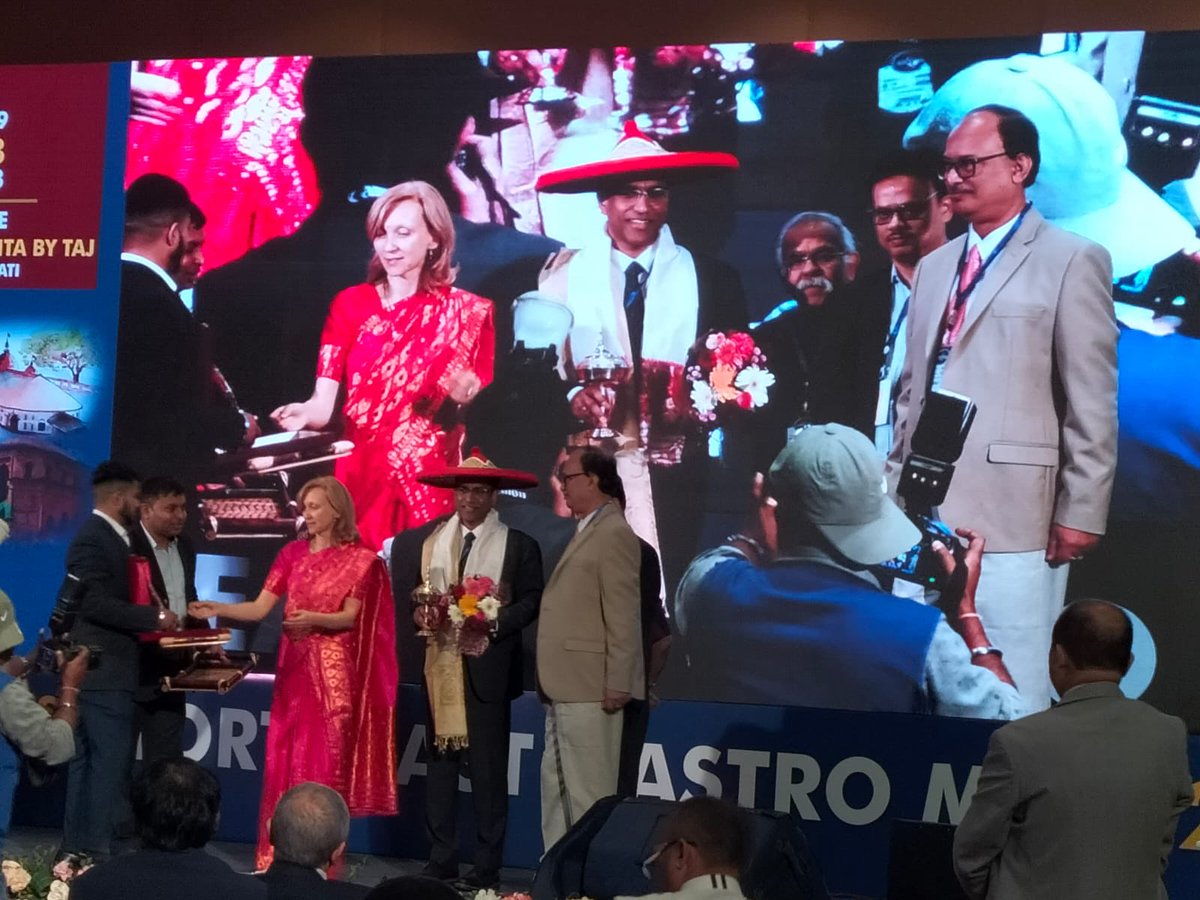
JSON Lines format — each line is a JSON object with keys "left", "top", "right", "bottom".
{"left": 3, "top": 850, "right": 91, "bottom": 900}
{"left": 428, "top": 575, "right": 503, "bottom": 657}
{"left": 686, "top": 330, "right": 774, "bottom": 424}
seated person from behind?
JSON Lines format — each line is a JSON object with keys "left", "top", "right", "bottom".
{"left": 619, "top": 796, "right": 750, "bottom": 899}
{"left": 71, "top": 758, "right": 266, "bottom": 900}
{"left": 257, "top": 782, "right": 366, "bottom": 899}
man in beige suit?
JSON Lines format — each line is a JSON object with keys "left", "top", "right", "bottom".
{"left": 953, "top": 600, "right": 1192, "bottom": 900}
{"left": 537, "top": 446, "right": 643, "bottom": 851}
{"left": 889, "top": 105, "right": 1118, "bottom": 710}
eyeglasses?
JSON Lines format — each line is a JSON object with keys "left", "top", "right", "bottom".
{"left": 940, "top": 152, "right": 1009, "bottom": 180}
{"left": 869, "top": 192, "right": 938, "bottom": 225}
{"left": 784, "top": 248, "right": 844, "bottom": 270}
{"left": 556, "top": 470, "right": 587, "bottom": 484}
{"left": 640, "top": 839, "right": 690, "bottom": 879}
{"left": 614, "top": 185, "right": 670, "bottom": 202}
{"left": 454, "top": 485, "right": 495, "bottom": 497}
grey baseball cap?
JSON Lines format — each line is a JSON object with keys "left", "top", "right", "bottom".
{"left": 769, "top": 423, "right": 919, "bottom": 565}
{"left": 0, "top": 589, "right": 25, "bottom": 655}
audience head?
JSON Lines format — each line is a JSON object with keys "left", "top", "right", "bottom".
{"left": 867, "top": 148, "right": 952, "bottom": 272}
{"left": 767, "top": 423, "right": 918, "bottom": 565}
{"left": 776, "top": 211, "right": 859, "bottom": 307}
{"left": 91, "top": 460, "right": 141, "bottom": 525}
{"left": 556, "top": 446, "right": 621, "bottom": 518}
{"left": 362, "top": 876, "right": 465, "bottom": 900}
{"left": 131, "top": 758, "right": 221, "bottom": 851}
{"left": 268, "top": 782, "right": 351, "bottom": 871}
{"left": 124, "top": 173, "right": 193, "bottom": 275}
{"left": 1050, "top": 599, "right": 1133, "bottom": 694}
{"left": 643, "top": 796, "right": 749, "bottom": 892}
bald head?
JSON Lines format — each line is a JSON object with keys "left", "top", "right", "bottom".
{"left": 1050, "top": 600, "right": 1133, "bottom": 690}
{"left": 269, "top": 782, "right": 350, "bottom": 869}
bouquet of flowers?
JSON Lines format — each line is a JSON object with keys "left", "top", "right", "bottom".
{"left": 426, "top": 575, "right": 503, "bottom": 657}
{"left": 3, "top": 850, "right": 91, "bottom": 900}
{"left": 686, "top": 330, "right": 774, "bottom": 424}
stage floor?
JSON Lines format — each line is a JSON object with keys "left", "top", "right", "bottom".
{"left": 5, "top": 827, "right": 536, "bottom": 895}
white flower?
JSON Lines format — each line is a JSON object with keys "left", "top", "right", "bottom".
{"left": 690, "top": 380, "right": 717, "bottom": 419}
{"left": 734, "top": 365, "right": 775, "bottom": 408}
{"left": 447, "top": 605, "right": 465, "bottom": 625}
{"left": 48, "top": 879, "right": 72, "bottom": 900}
{"left": 478, "top": 597, "right": 501, "bottom": 620}
{"left": 704, "top": 332, "right": 722, "bottom": 351}
{"left": 3, "top": 860, "right": 32, "bottom": 893}
{"left": 471, "top": 890, "right": 503, "bottom": 900}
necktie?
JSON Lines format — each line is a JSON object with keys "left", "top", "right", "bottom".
{"left": 624, "top": 261, "right": 648, "bottom": 361}
{"left": 458, "top": 531, "right": 475, "bottom": 581}
{"left": 944, "top": 244, "right": 982, "bottom": 349}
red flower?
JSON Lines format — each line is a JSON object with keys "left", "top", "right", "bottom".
{"left": 735, "top": 391, "right": 753, "bottom": 410}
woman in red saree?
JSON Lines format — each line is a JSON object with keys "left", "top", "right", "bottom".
{"left": 189, "top": 476, "right": 397, "bottom": 869}
{"left": 271, "top": 180, "right": 496, "bottom": 549}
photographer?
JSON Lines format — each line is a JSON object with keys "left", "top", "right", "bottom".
{"left": 674, "top": 423, "right": 1026, "bottom": 719}
{"left": 0, "top": 588, "right": 87, "bottom": 845}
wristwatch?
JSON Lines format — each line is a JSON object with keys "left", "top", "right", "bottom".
{"left": 157, "top": 609, "right": 168, "bottom": 624}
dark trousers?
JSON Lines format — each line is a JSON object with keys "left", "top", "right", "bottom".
{"left": 425, "top": 689, "right": 512, "bottom": 875}
{"left": 63, "top": 690, "right": 136, "bottom": 857}
{"left": 135, "top": 691, "right": 186, "bottom": 765}
{"left": 650, "top": 462, "right": 704, "bottom": 597}
{"left": 617, "top": 698, "right": 650, "bottom": 798}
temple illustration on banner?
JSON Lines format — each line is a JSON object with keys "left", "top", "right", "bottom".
{"left": 0, "top": 332, "right": 93, "bottom": 434}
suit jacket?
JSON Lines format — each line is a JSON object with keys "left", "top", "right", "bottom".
{"left": 390, "top": 519, "right": 543, "bottom": 703}
{"left": 72, "top": 847, "right": 267, "bottom": 900}
{"left": 66, "top": 514, "right": 162, "bottom": 692}
{"left": 888, "top": 209, "right": 1118, "bottom": 552}
{"left": 952, "top": 682, "right": 1192, "bottom": 900}
{"left": 127, "top": 524, "right": 201, "bottom": 701}
{"left": 255, "top": 861, "right": 368, "bottom": 900}
{"left": 112, "top": 260, "right": 245, "bottom": 483}
{"left": 536, "top": 501, "right": 644, "bottom": 703}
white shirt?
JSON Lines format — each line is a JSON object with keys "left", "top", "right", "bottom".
{"left": 874, "top": 267, "right": 910, "bottom": 456}
{"left": 955, "top": 207, "right": 1024, "bottom": 317}
{"left": 142, "top": 524, "right": 187, "bottom": 616}
{"left": 612, "top": 243, "right": 657, "bottom": 277}
{"left": 576, "top": 504, "right": 604, "bottom": 534}
{"left": 92, "top": 509, "right": 130, "bottom": 547}
{"left": 120, "top": 251, "right": 178, "bottom": 293}
{"left": 617, "top": 874, "right": 748, "bottom": 900}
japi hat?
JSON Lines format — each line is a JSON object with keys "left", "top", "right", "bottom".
{"left": 903, "top": 53, "right": 1195, "bottom": 279}
{"left": 534, "top": 120, "right": 739, "bottom": 194}
{"left": 417, "top": 447, "right": 539, "bottom": 490}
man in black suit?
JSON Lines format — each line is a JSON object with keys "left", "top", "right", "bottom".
{"left": 72, "top": 758, "right": 265, "bottom": 900}
{"left": 821, "top": 149, "right": 951, "bottom": 452}
{"left": 257, "top": 782, "right": 368, "bottom": 900}
{"left": 391, "top": 450, "right": 543, "bottom": 890}
{"left": 127, "top": 476, "right": 199, "bottom": 766}
{"left": 113, "top": 176, "right": 249, "bottom": 484}
{"left": 62, "top": 463, "right": 179, "bottom": 861}
{"left": 748, "top": 211, "right": 860, "bottom": 473}
{"left": 194, "top": 54, "right": 560, "bottom": 421}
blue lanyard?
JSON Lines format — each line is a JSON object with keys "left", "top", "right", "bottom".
{"left": 949, "top": 202, "right": 1032, "bottom": 316}
{"left": 880, "top": 275, "right": 909, "bottom": 381}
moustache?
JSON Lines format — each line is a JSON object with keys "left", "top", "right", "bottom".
{"left": 793, "top": 276, "right": 834, "bottom": 294}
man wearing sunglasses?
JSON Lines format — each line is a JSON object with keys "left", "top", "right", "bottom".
{"left": 888, "top": 105, "right": 1118, "bottom": 712}
{"left": 821, "top": 150, "right": 951, "bottom": 454}
{"left": 619, "top": 797, "right": 749, "bottom": 899}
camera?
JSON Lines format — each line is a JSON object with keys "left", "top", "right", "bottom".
{"left": 32, "top": 573, "right": 102, "bottom": 673}
{"left": 875, "top": 390, "right": 977, "bottom": 588}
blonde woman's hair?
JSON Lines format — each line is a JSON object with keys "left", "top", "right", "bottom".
{"left": 364, "top": 180, "right": 458, "bottom": 292}
{"left": 298, "top": 476, "right": 359, "bottom": 545}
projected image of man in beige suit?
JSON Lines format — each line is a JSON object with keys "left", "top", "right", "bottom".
{"left": 537, "top": 446, "right": 643, "bottom": 851}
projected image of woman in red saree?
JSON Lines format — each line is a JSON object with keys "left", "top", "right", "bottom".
{"left": 271, "top": 181, "right": 496, "bottom": 549}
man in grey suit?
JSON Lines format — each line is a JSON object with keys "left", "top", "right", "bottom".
{"left": 889, "top": 105, "right": 1118, "bottom": 710}
{"left": 953, "top": 600, "right": 1192, "bottom": 899}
